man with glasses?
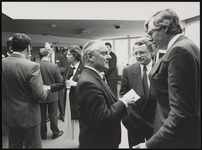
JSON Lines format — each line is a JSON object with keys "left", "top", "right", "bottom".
{"left": 120, "top": 36, "right": 158, "bottom": 148}
{"left": 133, "top": 9, "right": 200, "bottom": 149}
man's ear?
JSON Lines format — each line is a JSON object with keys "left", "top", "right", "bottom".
{"left": 164, "top": 26, "right": 168, "bottom": 34}
{"left": 88, "top": 53, "right": 94, "bottom": 62}
{"left": 27, "top": 45, "right": 31, "bottom": 52}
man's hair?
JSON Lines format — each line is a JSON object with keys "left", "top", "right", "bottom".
{"left": 68, "top": 45, "right": 82, "bottom": 61}
{"left": 12, "top": 33, "right": 31, "bottom": 52}
{"left": 134, "top": 36, "right": 158, "bottom": 54}
{"left": 81, "top": 40, "right": 103, "bottom": 63}
{"left": 38, "top": 48, "right": 49, "bottom": 59}
{"left": 105, "top": 42, "right": 112, "bottom": 48}
{"left": 144, "top": 9, "right": 183, "bottom": 35}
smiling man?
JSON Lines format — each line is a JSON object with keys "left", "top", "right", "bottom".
{"left": 120, "top": 36, "right": 158, "bottom": 148}
{"left": 74, "top": 40, "right": 135, "bottom": 148}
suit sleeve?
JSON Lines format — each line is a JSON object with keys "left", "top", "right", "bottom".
{"left": 50, "top": 65, "right": 65, "bottom": 93}
{"left": 77, "top": 81, "right": 127, "bottom": 130}
{"left": 104, "top": 52, "right": 117, "bottom": 78}
{"left": 119, "top": 67, "right": 129, "bottom": 97}
{"left": 29, "top": 64, "right": 47, "bottom": 101}
{"left": 146, "top": 47, "right": 199, "bottom": 148}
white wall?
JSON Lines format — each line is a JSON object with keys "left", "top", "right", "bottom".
{"left": 185, "top": 20, "right": 200, "bottom": 48}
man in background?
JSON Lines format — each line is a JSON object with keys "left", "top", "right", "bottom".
{"left": 104, "top": 42, "right": 119, "bottom": 98}
{"left": 38, "top": 48, "right": 64, "bottom": 140}
{"left": 45, "top": 42, "right": 69, "bottom": 122}
{"left": 2, "top": 33, "right": 48, "bottom": 148}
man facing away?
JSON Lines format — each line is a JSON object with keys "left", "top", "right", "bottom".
{"left": 38, "top": 48, "right": 64, "bottom": 140}
{"left": 2, "top": 33, "right": 48, "bottom": 148}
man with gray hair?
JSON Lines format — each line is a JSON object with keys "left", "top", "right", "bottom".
{"left": 120, "top": 36, "right": 157, "bottom": 148}
{"left": 74, "top": 40, "right": 135, "bottom": 148}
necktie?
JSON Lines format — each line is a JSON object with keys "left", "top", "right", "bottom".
{"left": 103, "top": 75, "right": 108, "bottom": 85}
{"left": 67, "top": 67, "right": 75, "bottom": 80}
{"left": 142, "top": 66, "right": 149, "bottom": 98}
{"left": 50, "top": 55, "right": 53, "bottom": 63}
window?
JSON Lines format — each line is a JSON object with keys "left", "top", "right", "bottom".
{"left": 114, "top": 39, "right": 128, "bottom": 66}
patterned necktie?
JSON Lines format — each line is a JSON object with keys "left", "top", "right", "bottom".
{"left": 67, "top": 66, "right": 75, "bottom": 80}
{"left": 142, "top": 65, "right": 149, "bottom": 98}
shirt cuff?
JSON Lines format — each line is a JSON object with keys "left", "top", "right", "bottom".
{"left": 119, "top": 98, "right": 128, "bottom": 108}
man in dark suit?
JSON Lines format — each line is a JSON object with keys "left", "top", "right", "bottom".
{"left": 2, "top": 33, "right": 48, "bottom": 148}
{"left": 133, "top": 9, "right": 200, "bottom": 149}
{"left": 45, "top": 42, "right": 69, "bottom": 122}
{"left": 38, "top": 48, "right": 64, "bottom": 140}
{"left": 120, "top": 36, "right": 157, "bottom": 148}
{"left": 104, "top": 42, "right": 118, "bottom": 97}
{"left": 74, "top": 40, "right": 135, "bottom": 148}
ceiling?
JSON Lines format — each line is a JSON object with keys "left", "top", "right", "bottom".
{"left": 2, "top": 2, "right": 200, "bottom": 40}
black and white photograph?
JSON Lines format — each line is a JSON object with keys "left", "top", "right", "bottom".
{"left": 2, "top": 2, "right": 200, "bottom": 149}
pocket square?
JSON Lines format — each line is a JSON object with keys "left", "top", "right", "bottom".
{"left": 56, "top": 60, "right": 59, "bottom": 62}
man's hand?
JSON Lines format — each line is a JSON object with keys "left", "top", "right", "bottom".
{"left": 132, "top": 142, "right": 147, "bottom": 149}
{"left": 43, "top": 85, "right": 50, "bottom": 92}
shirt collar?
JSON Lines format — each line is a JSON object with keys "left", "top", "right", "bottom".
{"left": 140, "top": 60, "right": 152, "bottom": 72}
{"left": 85, "top": 65, "right": 103, "bottom": 79}
{"left": 71, "top": 61, "right": 80, "bottom": 70}
{"left": 12, "top": 52, "right": 26, "bottom": 58}
{"left": 167, "top": 34, "right": 183, "bottom": 50}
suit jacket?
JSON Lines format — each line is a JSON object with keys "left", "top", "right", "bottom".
{"left": 54, "top": 53, "right": 69, "bottom": 77}
{"left": 120, "top": 62, "right": 156, "bottom": 147}
{"left": 64, "top": 61, "right": 84, "bottom": 119}
{"left": 146, "top": 35, "right": 200, "bottom": 148}
{"left": 2, "top": 53, "right": 47, "bottom": 129}
{"left": 38, "top": 60, "right": 63, "bottom": 103}
{"left": 104, "top": 51, "right": 118, "bottom": 80}
{"left": 75, "top": 67, "right": 127, "bottom": 148}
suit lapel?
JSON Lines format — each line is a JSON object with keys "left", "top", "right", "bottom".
{"left": 72, "top": 62, "right": 84, "bottom": 81}
{"left": 85, "top": 68, "right": 117, "bottom": 101}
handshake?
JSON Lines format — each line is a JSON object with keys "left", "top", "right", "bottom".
{"left": 43, "top": 79, "right": 77, "bottom": 92}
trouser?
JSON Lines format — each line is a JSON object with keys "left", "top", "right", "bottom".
{"left": 58, "top": 89, "right": 65, "bottom": 117}
{"left": 107, "top": 79, "right": 118, "bottom": 98}
{"left": 40, "top": 102, "right": 60, "bottom": 137}
{"left": 8, "top": 124, "right": 42, "bottom": 148}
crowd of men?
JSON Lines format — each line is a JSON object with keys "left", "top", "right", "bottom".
{"left": 2, "top": 9, "right": 200, "bottom": 149}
